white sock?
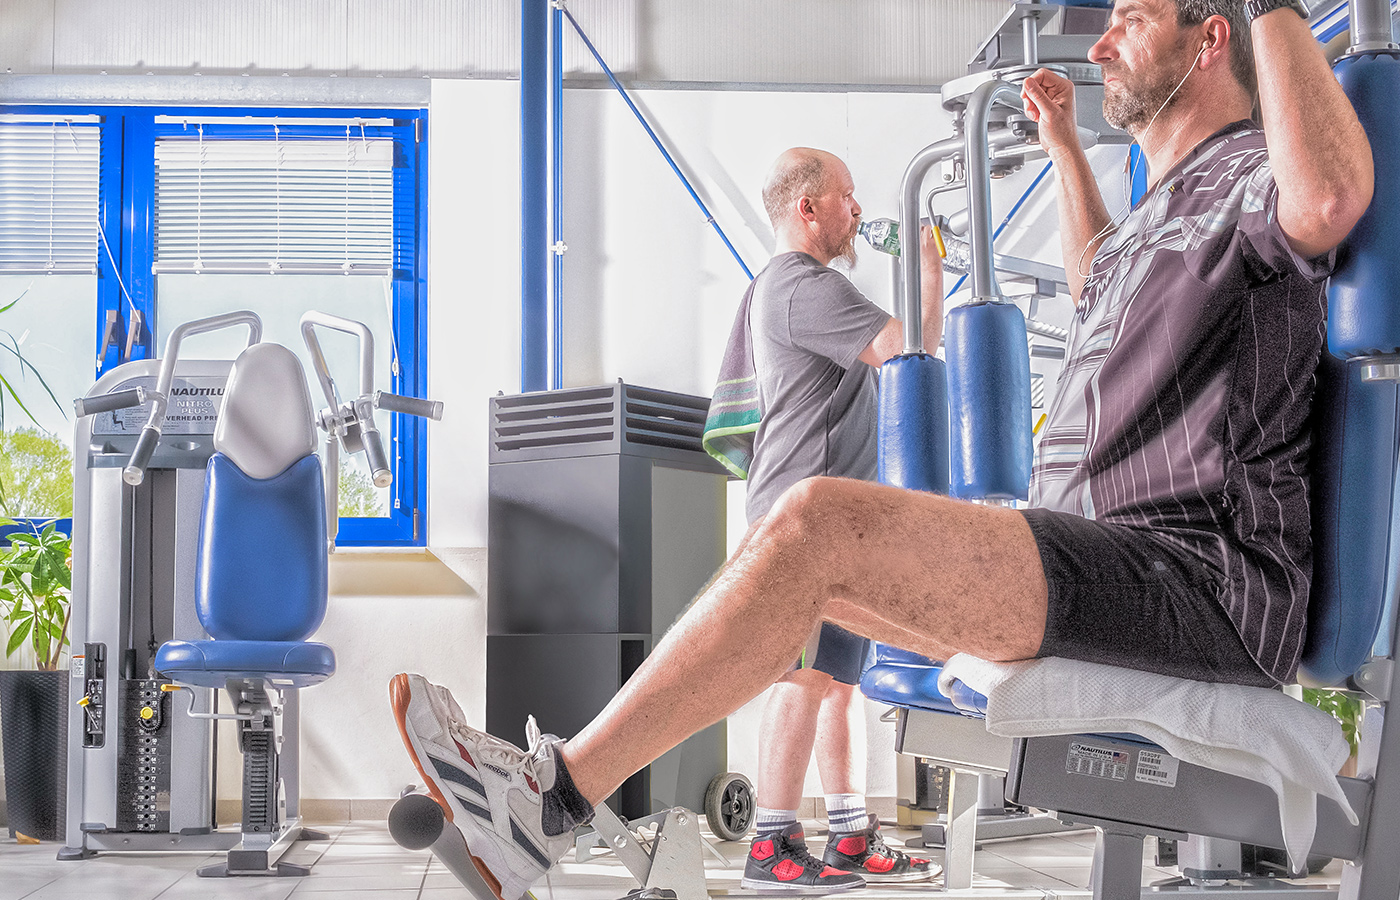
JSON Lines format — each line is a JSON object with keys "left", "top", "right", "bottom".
{"left": 826, "top": 793, "right": 868, "bottom": 835}
{"left": 755, "top": 807, "right": 799, "bottom": 834}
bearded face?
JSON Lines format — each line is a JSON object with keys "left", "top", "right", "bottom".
{"left": 1101, "top": 36, "right": 1196, "bottom": 133}
{"left": 829, "top": 227, "right": 859, "bottom": 270}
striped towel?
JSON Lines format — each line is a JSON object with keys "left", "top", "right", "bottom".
{"left": 703, "top": 279, "right": 761, "bottom": 479}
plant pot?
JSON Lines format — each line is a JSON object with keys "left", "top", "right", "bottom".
{"left": 0, "top": 669, "right": 67, "bottom": 841}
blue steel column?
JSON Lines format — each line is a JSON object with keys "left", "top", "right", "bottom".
{"left": 550, "top": 3, "right": 564, "bottom": 390}
{"left": 521, "top": 0, "right": 549, "bottom": 392}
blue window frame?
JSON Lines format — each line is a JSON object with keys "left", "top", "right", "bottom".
{"left": 1, "top": 104, "right": 429, "bottom": 546}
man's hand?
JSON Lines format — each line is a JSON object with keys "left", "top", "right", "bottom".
{"left": 919, "top": 224, "right": 944, "bottom": 278}
{"left": 858, "top": 224, "right": 946, "bottom": 368}
{"left": 1021, "top": 69, "right": 1080, "bottom": 161}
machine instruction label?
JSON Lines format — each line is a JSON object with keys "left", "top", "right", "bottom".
{"left": 1066, "top": 742, "right": 1130, "bottom": 781}
{"left": 1134, "top": 749, "right": 1179, "bottom": 787}
{"left": 92, "top": 375, "right": 227, "bottom": 436}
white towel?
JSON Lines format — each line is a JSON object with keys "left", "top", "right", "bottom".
{"left": 938, "top": 654, "right": 1357, "bottom": 871}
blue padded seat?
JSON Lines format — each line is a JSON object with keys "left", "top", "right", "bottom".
{"left": 860, "top": 645, "right": 987, "bottom": 717}
{"left": 154, "top": 342, "right": 335, "bottom": 690}
{"left": 155, "top": 640, "right": 335, "bottom": 689}
{"left": 154, "top": 453, "right": 335, "bottom": 688}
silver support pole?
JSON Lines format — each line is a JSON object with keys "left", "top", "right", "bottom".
{"left": 899, "top": 136, "right": 963, "bottom": 354}
{"left": 1022, "top": 6, "right": 1040, "bottom": 66}
{"left": 898, "top": 123, "right": 1026, "bottom": 353}
{"left": 1350, "top": 0, "right": 1397, "bottom": 53}
{"left": 944, "top": 769, "right": 979, "bottom": 890}
{"left": 966, "top": 79, "right": 1024, "bottom": 303}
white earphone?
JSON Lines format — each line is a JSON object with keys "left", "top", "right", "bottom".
{"left": 1076, "top": 38, "right": 1214, "bottom": 281}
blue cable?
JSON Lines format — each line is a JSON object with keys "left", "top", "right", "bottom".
{"left": 560, "top": 7, "right": 755, "bottom": 280}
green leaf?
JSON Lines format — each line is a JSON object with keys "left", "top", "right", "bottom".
{"left": 6, "top": 617, "right": 30, "bottom": 655}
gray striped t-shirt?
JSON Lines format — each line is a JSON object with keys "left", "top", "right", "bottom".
{"left": 1030, "top": 122, "right": 1334, "bottom": 684}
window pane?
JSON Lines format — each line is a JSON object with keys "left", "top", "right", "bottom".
{"left": 153, "top": 137, "right": 393, "bottom": 274}
{"left": 0, "top": 121, "right": 100, "bottom": 275}
{"left": 0, "top": 275, "right": 97, "bottom": 519}
{"left": 155, "top": 273, "right": 397, "bottom": 518}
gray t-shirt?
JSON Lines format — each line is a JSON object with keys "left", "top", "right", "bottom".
{"left": 745, "top": 252, "right": 892, "bottom": 522}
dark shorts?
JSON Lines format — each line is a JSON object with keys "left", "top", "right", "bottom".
{"left": 1021, "top": 508, "right": 1274, "bottom": 687}
{"left": 792, "top": 622, "right": 871, "bottom": 685}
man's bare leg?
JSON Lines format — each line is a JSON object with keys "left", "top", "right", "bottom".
{"left": 757, "top": 668, "right": 830, "bottom": 813}
{"left": 561, "top": 476, "right": 1048, "bottom": 806}
{"left": 813, "top": 679, "right": 864, "bottom": 797}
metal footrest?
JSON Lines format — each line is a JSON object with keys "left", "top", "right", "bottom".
{"left": 586, "top": 804, "right": 711, "bottom": 900}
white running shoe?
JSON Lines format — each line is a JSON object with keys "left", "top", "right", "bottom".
{"left": 390, "top": 673, "right": 576, "bottom": 900}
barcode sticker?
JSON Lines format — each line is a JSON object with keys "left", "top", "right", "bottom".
{"left": 1134, "top": 749, "right": 1179, "bottom": 787}
{"left": 1066, "top": 742, "right": 1130, "bottom": 781}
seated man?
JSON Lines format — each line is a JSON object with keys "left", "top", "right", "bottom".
{"left": 390, "top": 0, "right": 1372, "bottom": 897}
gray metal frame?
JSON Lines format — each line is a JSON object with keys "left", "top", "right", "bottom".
{"left": 893, "top": 705, "right": 1089, "bottom": 888}
{"left": 63, "top": 360, "right": 231, "bottom": 858}
{"left": 62, "top": 355, "right": 325, "bottom": 871}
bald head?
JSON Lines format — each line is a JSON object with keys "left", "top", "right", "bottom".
{"left": 762, "top": 148, "right": 843, "bottom": 230}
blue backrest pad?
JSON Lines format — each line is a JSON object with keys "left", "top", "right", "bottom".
{"left": 1328, "top": 53, "right": 1400, "bottom": 358}
{"left": 196, "top": 453, "right": 329, "bottom": 642}
{"left": 1300, "top": 353, "right": 1399, "bottom": 687}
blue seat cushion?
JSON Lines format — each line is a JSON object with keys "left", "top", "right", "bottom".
{"left": 155, "top": 639, "right": 336, "bottom": 689}
{"left": 861, "top": 655, "right": 988, "bottom": 717}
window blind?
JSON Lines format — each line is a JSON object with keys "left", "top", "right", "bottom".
{"left": 153, "top": 131, "right": 394, "bottom": 274}
{"left": 0, "top": 120, "right": 100, "bottom": 275}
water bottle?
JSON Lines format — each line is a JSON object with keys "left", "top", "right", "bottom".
{"left": 860, "top": 216, "right": 970, "bottom": 274}
{"left": 942, "top": 231, "right": 972, "bottom": 275}
{"left": 859, "top": 218, "right": 902, "bottom": 256}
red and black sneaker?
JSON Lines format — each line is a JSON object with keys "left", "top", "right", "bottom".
{"left": 741, "top": 824, "right": 866, "bottom": 894}
{"left": 823, "top": 815, "right": 940, "bottom": 883}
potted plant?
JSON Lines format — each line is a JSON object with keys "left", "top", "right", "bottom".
{"left": 1303, "top": 687, "right": 1365, "bottom": 777}
{"left": 0, "top": 519, "right": 73, "bottom": 842}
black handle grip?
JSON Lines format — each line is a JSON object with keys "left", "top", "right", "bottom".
{"left": 362, "top": 431, "right": 392, "bottom": 489}
{"left": 123, "top": 426, "right": 161, "bottom": 485}
{"left": 75, "top": 388, "right": 146, "bottom": 418}
{"left": 374, "top": 391, "right": 444, "bottom": 421}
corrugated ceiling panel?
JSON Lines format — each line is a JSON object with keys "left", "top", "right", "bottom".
{"left": 562, "top": 0, "right": 639, "bottom": 77}
{"left": 0, "top": 1, "right": 55, "bottom": 76}
{"left": 346, "top": 0, "right": 520, "bottom": 78}
{"left": 14, "top": 0, "right": 1018, "bottom": 86}
{"left": 637, "top": 0, "right": 1010, "bottom": 85}
{"left": 51, "top": 0, "right": 349, "bottom": 75}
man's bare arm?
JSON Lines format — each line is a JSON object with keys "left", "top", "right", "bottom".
{"left": 860, "top": 225, "right": 945, "bottom": 367}
{"left": 1021, "top": 70, "right": 1114, "bottom": 304}
{"left": 1253, "top": 9, "right": 1372, "bottom": 257}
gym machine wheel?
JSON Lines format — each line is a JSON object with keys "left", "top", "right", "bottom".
{"left": 703, "top": 771, "right": 755, "bottom": 841}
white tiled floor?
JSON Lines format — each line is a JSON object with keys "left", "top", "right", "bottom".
{"left": 0, "top": 819, "right": 1345, "bottom": 900}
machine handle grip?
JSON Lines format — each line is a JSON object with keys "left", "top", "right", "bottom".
{"left": 373, "top": 391, "right": 444, "bottom": 421}
{"left": 75, "top": 388, "right": 147, "bottom": 418}
{"left": 362, "top": 430, "right": 393, "bottom": 489}
{"left": 123, "top": 426, "right": 162, "bottom": 486}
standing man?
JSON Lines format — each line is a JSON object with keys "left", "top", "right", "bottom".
{"left": 388, "top": 2, "right": 1372, "bottom": 897}
{"left": 703, "top": 147, "right": 944, "bottom": 893}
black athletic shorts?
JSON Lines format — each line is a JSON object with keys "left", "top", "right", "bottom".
{"left": 1021, "top": 508, "right": 1274, "bottom": 687}
{"left": 792, "top": 621, "right": 871, "bottom": 686}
